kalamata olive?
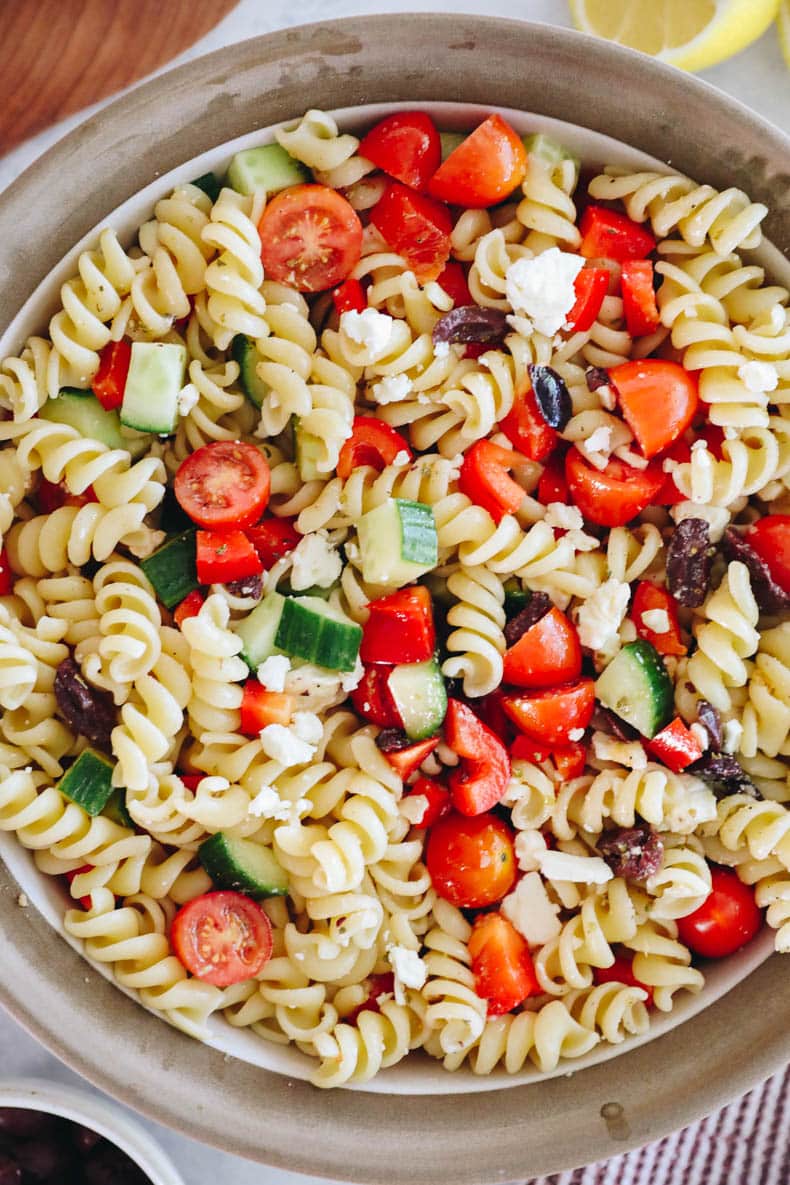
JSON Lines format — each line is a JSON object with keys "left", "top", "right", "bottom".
{"left": 224, "top": 572, "right": 263, "bottom": 600}
{"left": 527, "top": 364, "right": 572, "bottom": 430}
{"left": 695, "top": 700, "right": 722, "bottom": 750}
{"left": 375, "top": 728, "right": 413, "bottom": 753}
{"left": 54, "top": 659, "right": 117, "bottom": 750}
{"left": 590, "top": 705, "right": 639, "bottom": 741}
{"left": 585, "top": 366, "right": 610, "bottom": 392}
{"left": 71, "top": 1124, "right": 102, "bottom": 1154}
{"left": 689, "top": 751, "right": 760, "bottom": 800}
{"left": 722, "top": 528, "right": 790, "bottom": 614}
{"left": 503, "top": 593, "right": 552, "bottom": 647}
{"left": 666, "top": 518, "right": 715, "bottom": 607}
{"left": 83, "top": 1140, "right": 151, "bottom": 1184}
{"left": 0, "top": 1112, "right": 56, "bottom": 1141}
{"left": 598, "top": 824, "right": 664, "bottom": 880}
{"left": 431, "top": 305, "right": 509, "bottom": 346}
{"left": 13, "top": 1139, "right": 70, "bottom": 1181}
{"left": 0, "top": 1156, "right": 21, "bottom": 1185}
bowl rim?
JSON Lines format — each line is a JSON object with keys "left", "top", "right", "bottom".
{"left": 0, "top": 14, "right": 788, "bottom": 1184}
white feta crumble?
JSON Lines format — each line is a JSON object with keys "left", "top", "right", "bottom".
{"left": 340, "top": 307, "right": 394, "bottom": 356}
{"left": 256, "top": 654, "right": 291, "bottom": 693}
{"left": 340, "top": 657, "right": 365, "bottom": 694}
{"left": 576, "top": 578, "right": 631, "bottom": 653}
{"left": 671, "top": 500, "right": 730, "bottom": 544}
{"left": 260, "top": 723, "right": 315, "bottom": 766}
{"left": 371, "top": 373, "right": 412, "bottom": 405}
{"left": 689, "top": 722, "right": 710, "bottom": 751}
{"left": 640, "top": 608, "right": 670, "bottom": 634}
{"left": 592, "top": 730, "right": 647, "bottom": 770}
{"left": 514, "top": 829, "right": 548, "bottom": 872}
{"left": 738, "top": 360, "right": 778, "bottom": 393}
{"left": 388, "top": 946, "right": 427, "bottom": 1004}
{"left": 544, "top": 501, "right": 584, "bottom": 532}
{"left": 539, "top": 850, "right": 613, "bottom": 884}
{"left": 505, "top": 248, "right": 584, "bottom": 336}
{"left": 433, "top": 340, "right": 450, "bottom": 358}
{"left": 722, "top": 718, "right": 743, "bottom": 754}
{"left": 292, "top": 710, "right": 323, "bottom": 748}
{"left": 502, "top": 873, "right": 562, "bottom": 946}
{"left": 568, "top": 727, "right": 585, "bottom": 743}
{"left": 248, "top": 785, "right": 310, "bottom": 822}
{"left": 399, "top": 794, "right": 429, "bottom": 826}
{"left": 393, "top": 450, "right": 411, "bottom": 466}
{"left": 289, "top": 530, "right": 342, "bottom": 590}
{"left": 582, "top": 426, "right": 613, "bottom": 457}
{"left": 177, "top": 383, "right": 200, "bottom": 417}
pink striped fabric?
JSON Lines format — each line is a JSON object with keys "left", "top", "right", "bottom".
{"left": 523, "top": 1068, "right": 789, "bottom": 1185}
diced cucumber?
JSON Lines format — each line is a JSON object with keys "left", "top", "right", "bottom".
{"left": 357, "top": 499, "right": 438, "bottom": 586}
{"left": 103, "top": 788, "right": 134, "bottom": 829}
{"left": 140, "top": 530, "right": 199, "bottom": 609}
{"left": 294, "top": 418, "right": 325, "bottom": 481}
{"left": 227, "top": 144, "right": 310, "bottom": 197}
{"left": 234, "top": 591, "right": 287, "bottom": 668}
{"left": 39, "top": 389, "right": 146, "bottom": 458}
{"left": 523, "top": 133, "right": 580, "bottom": 188}
{"left": 389, "top": 657, "right": 447, "bottom": 740}
{"left": 503, "top": 578, "right": 529, "bottom": 618}
{"left": 191, "top": 171, "right": 222, "bottom": 203}
{"left": 234, "top": 590, "right": 362, "bottom": 672}
{"left": 120, "top": 342, "right": 187, "bottom": 434}
{"left": 595, "top": 640, "right": 673, "bottom": 739}
{"left": 231, "top": 335, "right": 269, "bottom": 409}
{"left": 57, "top": 748, "right": 115, "bottom": 817}
{"left": 440, "top": 131, "right": 466, "bottom": 161}
{"left": 199, "top": 833, "right": 288, "bottom": 899}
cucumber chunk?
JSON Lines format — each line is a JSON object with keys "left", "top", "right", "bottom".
{"left": 440, "top": 131, "right": 466, "bottom": 161}
{"left": 523, "top": 133, "right": 581, "bottom": 188}
{"left": 39, "top": 390, "right": 147, "bottom": 458}
{"left": 120, "top": 342, "right": 187, "bottom": 434}
{"left": 231, "top": 335, "right": 269, "bottom": 409}
{"left": 595, "top": 640, "right": 673, "bottom": 739}
{"left": 140, "top": 529, "right": 199, "bottom": 609}
{"left": 234, "top": 591, "right": 287, "bottom": 668}
{"left": 389, "top": 657, "right": 447, "bottom": 740}
{"left": 235, "top": 590, "right": 362, "bottom": 672}
{"left": 103, "top": 788, "right": 134, "bottom": 829}
{"left": 191, "top": 171, "right": 222, "bottom": 203}
{"left": 227, "top": 144, "right": 310, "bottom": 197}
{"left": 57, "top": 748, "right": 115, "bottom": 817}
{"left": 294, "top": 418, "right": 325, "bottom": 481}
{"left": 199, "top": 833, "right": 288, "bottom": 899}
{"left": 357, "top": 499, "right": 438, "bottom": 585}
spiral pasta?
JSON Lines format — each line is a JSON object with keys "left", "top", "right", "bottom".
{"left": 740, "top": 624, "right": 790, "bottom": 759}
{"left": 201, "top": 187, "right": 266, "bottom": 350}
{"left": 441, "top": 564, "right": 506, "bottom": 697}
{"left": 687, "top": 562, "right": 760, "bottom": 711}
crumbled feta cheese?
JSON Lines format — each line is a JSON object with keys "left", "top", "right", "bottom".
{"left": 582, "top": 426, "right": 613, "bottom": 457}
{"left": 640, "top": 608, "right": 670, "bottom": 634}
{"left": 514, "top": 829, "right": 548, "bottom": 872}
{"left": 433, "top": 340, "right": 450, "bottom": 358}
{"left": 576, "top": 579, "right": 631, "bottom": 653}
{"left": 502, "top": 873, "right": 562, "bottom": 946}
{"left": 539, "top": 850, "right": 613, "bottom": 884}
{"left": 505, "top": 248, "right": 584, "bottom": 336}
{"left": 291, "top": 711, "right": 323, "bottom": 747}
{"left": 689, "top": 722, "right": 710, "bottom": 751}
{"left": 340, "top": 308, "right": 394, "bottom": 356}
{"left": 289, "top": 530, "right": 342, "bottom": 590}
{"left": 399, "top": 795, "right": 429, "bottom": 825}
{"left": 371, "top": 374, "right": 412, "bottom": 405}
{"left": 388, "top": 946, "right": 427, "bottom": 1004}
{"left": 256, "top": 654, "right": 291, "bottom": 693}
{"left": 177, "top": 383, "right": 199, "bottom": 416}
{"left": 393, "top": 450, "right": 411, "bottom": 466}
{"left": 340, "top": 657, "right": 365, "bottom": 694}
{"left": 248, "top": 784, "right": 311, "bottom": 822}
{"left": 722, "top": 718, "right": 743, "bottom": 754}
{"left": 592, "top": 730, "right": 647, "bottom": 770}
{"left": 568, "top": 727, "right": 585, "bottom": 742}
{"left": 671, "top": 500, "right": 730, "bottom": 544}
{"left": 566, "top": 528, "right": 601, "bottom": 553}
{"left": 260, "top": 723, "right": 315, "bottom": 766}
{"left": 738, "top": 360, "right": 778, "bottom": 393}
{"left": 544, "top": 502, "right": 584, "bottom": 532}
{"left": 662, "top": 456, "right": 678, "bottom": 474}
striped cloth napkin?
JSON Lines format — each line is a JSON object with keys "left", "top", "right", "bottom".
{"left": 525, "top": 1067, "right": 789, "bottom": 1185}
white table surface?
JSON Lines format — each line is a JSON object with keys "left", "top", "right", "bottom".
{"left": 0, "top": 3, "right": 788, "bottom": 1184}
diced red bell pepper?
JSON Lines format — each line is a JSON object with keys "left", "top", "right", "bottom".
{"left": 36, "top": 478, "right": 98, "bottom": 513}
{"left": 337, "top": 416, "right": 413, "bottom": 480}
{"left": 361, "top": 585, "right": 435, "bottom": 665}
{"left": 359, "top": 111, "right": 442, "bottom": 192}
{"left": 180, "top": 774, "right": 204, "bottom": 792}
{"left": 631, "top": 581, "right": 686, "bottom": 657}
{"left": 240, "top": 680, "right": 295, "bottom": 735}
{"left": 92, "top": 340, "right": 131, "bottom": 411}
{"left": 610, "top": 359, "right": 698, "bottom": 459}
{"left": 468, "top": 912, "right": 541, "bottom": 1015}
{"left": 474, "top": 689, "right": 515, "bottom": 746}
{"left": 565, "top": 268, "right": 609, "bottom": 333}
{"left": 0, "top": 547, "right": 12, "bottom": 596}
{"left": 196, "top": 529, "right": 263, "bottom": 585}
{"left": 435, "top": 260, "right": 472, "bottom": 308}
{"left": 64, "top": 865, "right": 95, "bottom": 911}
{"left": 444, "top": 698, "right": 510, "bottom": 816}
{"left": 579, "top": 206, "right": 656, "bottom": 262}
{"left": 369, "top": 181, "right": 453, "bottom": 283}
{"left": 345, "top": 973, "right": 397, "bottom": 1025}
{"left": 594, "top": 953, "right": 654, "bottom": 1007}
{"left": 332, "top": 277, "right": 367, "bottom": 316}
{"left": 459, "top": 439, "right": 525, "bottom": 523}
{"left": 502, "top": 607, "right": 582, "bottom": 689}
{"left": 382, "top": 736, "right": 440, "bottom": 780}
{"left": 537, "top": 452, "right": 570, "bottom": 505}
{"left": 174, "top": 589, "right": 205, "bottom": 628}
{"left": 403, "top": 776, "right": 452, "bottom": 827}
{"left": 245, "top": 518, "right": 301, "bottom": 569}
{"left": 429, "top": 115, "right": 527, "bottom": 208}
{"left": 499, "top": 386, "right": 558, "bottom": 463}
{"left": 501, "top": 679, "right": 595, "bottom": 747}
{"left": 552, "top": 741, "right": 588, "bottom": 780}
{"left": 620, "top": 260, "right": 660, "bottom": 338}
{"left": 646, "top": 717, "right": 703, "bottom": 773}
{"left": 350, "top": 665, "right": 403, "bottom": 728}
{"left": 565, "top": 450, "right": 665, "bottom": 528}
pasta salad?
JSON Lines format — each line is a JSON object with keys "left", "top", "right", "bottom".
{"left": 0, "top": 106, "right": 788, "bottom": 1090}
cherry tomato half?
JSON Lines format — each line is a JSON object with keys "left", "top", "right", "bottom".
{"left": 746, "top": 515, "right": 790, "bottom": 595}
{"left": 359, "top": 110, "right": 442, "bottom": 192}
{"left": 258, "top": 184, "right": 363, "bottom": 293}
{"left": 171, "top": 890, "right": 273, "bottom": 987}
{"left": 468, "top": 911, "right": 541, "bottom": 1015}
{"left": 676, "top": 867, "right": 762, "bottom": 959}
{"left": 426, "top": 811, "right": 516, "bottom": 908}
{"left": 565, "top": 449, "right": 665, "bottom": 528}
{"left": 610, "top": 359, "right": 698, "bottom": 459}
{"left": 429, "top": 114, "right": 527, "bottom": 208}
{"left": 174, "top": 442, "right": 270, "bottom": 530}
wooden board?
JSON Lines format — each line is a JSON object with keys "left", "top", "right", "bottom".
{"left": 0, "top": 0, "right": 238, "bottom": 156}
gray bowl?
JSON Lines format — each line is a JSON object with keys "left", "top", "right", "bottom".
{"left": 0, "top": 14, "right": 788, "bottom": 1183}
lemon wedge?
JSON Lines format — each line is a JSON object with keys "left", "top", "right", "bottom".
{"left": 778, "top": 0, "right": 790, "bottom": 68}
{"left": 569, "top": 0, "right": 780, "bottom": 72}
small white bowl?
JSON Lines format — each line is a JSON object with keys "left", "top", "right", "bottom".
{"left": 0, "top": 1078, "right": 185, "bottom": 1185}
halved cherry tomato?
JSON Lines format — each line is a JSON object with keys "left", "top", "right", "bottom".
{"left": 502, "top": 679, "right": 594, "bottom": 747}
{"left": 345, "top": 973, "right": 396, "bottom": 1025}
{"left": 499, "top": 386, "right": 558, "bottom": 463}
{"left": 171, "top": 890, "right": 273, "bottom": 987}
{"left": 175, "top": 442, "right": 271, "bottom": 530}
{"left": 429, "top": 115, "right": 527, "bottom": 208}
{"left": 240, "top": 680, "right": 294, "bottom": 735}
{"left": 646, "top": 717, "right": 703, "bottom": 773}
{"left": 620, "top": 260, "right": 660, "bottom": 338}
{"left": 0, "top": 547, "right": 12, "bottom": 596}
{"left": 64, "top": 865, "right": 95, "bottom": 911}
{"left": 258, "top": 184, "right": 363, "bottom": 292}
{"left": 174, "top": 589, "right": 205, "bottom": 628}
{"left": 444, "top": 698, "right": 510, "bottom": 816}
{"left": 361, "top": 585, "right": 435, "bottom": 665}
{"left": 332, "top": 277, "right": 367, "bottom": 316}
{"left": 337, "top": 416, "right": 412, "bottom": 480}
{"left": 610, "top": 359, "right": 698, "bottom": 459}
{"left": 435, "top": 260, "right": 472, "bottom": 307}
{"left": 468, "top": 912, "right": 540, "bottom": 1015}
{"left": 746, "top": 515, "right": 790, "bottom": 595}
{"left": 579, "top": 206, "right": 656, "bottom": 262}
{"left": 350, "top": 665, "right": 402, "bottom": 728}
{"left": 631, "top": 581, "right": 686, "bottom": 657}
{"left": 426, "top": 811, "right": 516, "bottom": 907}
{"left": 196, "top": 529, "right": 263, "bottom": 585}
{"left": 565, "top": 450, "right": 665, "bottom": 528}
{"left": 369, "top": 182, "right": 453, "bottom": 283}
{"left": 403, "top": 775, "right": 452, "bottom": 828}
{"left": 383, "top": 738, "right": 440, "bottom": 781}
{"left": 92, "top": 340, "right": 131, "bottom": 411}
{"left": 245, "top": 518, "right": 301, "bottom": 569}
{"left": 459, "top": 439, "right": 525, "bottom": 523}
{"left": 510, "top": 734, "right": 551, "bottom": 764}
{"left": 36, "top": 478, "right": 98, "bottom": 513}
{"left": 565, "top": 268, "right": 609, "bottom": 334}
{"left": 552, "top": 741, "right": 588, "bottom": 780}
{"left": 537, "top": 451, "right": 569, "bottom": 505}
{"left": 503, "top": 607, "right": 582, "bottom": 689}
{"left": 359, "top": 111, "right": 442, "bottom": 192}
{"left": 676, "top": 867, "right": 761, "bottom": 959}
{"left": 594, "top": 952, "right": 654, "bottom": 1007}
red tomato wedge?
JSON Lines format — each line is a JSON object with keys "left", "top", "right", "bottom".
{"left": 610, "top": 359, "right": 698, "bottom": 459}
{"left": 745, "top": 515, "right": 790, "bottom": 594}
{"left": 646, "top": 717, "right": 703, "bottom": 773}
{"left": 499, "top": 386, "right": 559, "bottom": 463}
{"left": 403, "top": 775, "right": 452, "bottom": 828}
{"left": 503, "top": 607, "right": 582, "bottom": 690}
{"left": 369, "top": 182, "right": 453, "bottom": 283}
{"left": 620, "top": 260, "right": 660, "bottom": 337}
{"left": 579, "top": 206, "right": 656, "bottom": 261}
{"left": 444, "top": 698, "right": 511, "bottom": 816}
{"left": 468, "top": 912, "right": 540, "bottom": 1015}
{"left": 92, "top": 340, "right": 131, "bottom": 411}
{"left": 677, "top": 867, "right": 761, "bottom": 959}
{"left": 428, "top": 114, "right": 527, "bottom": 208}
{"left": 565, "top": 450, "right": 665, "bottom": 527}
{"left": 245, "top": 518, "right": 301, "bottom": 569}
{"left": 537, "top": 452, "right": 570, "bottom": 505}
{"left": 240, "top": 680, "right": 294, "bottom": 735}
{"left": 332, "top": 277, "right": 367, "bottom": 315}
{"left": 337, "top": 416, "right": 412, "bottom": 480}
{"left": 383, "top": 738, "right": 440, "bottom": 781}
{"left": 594, "top": 953, "right": 654, "bottom": 1006}
{"left": 258, "top": 184, "right": 363, "bottom": 292}
{"left": 552, "top": 741, "right": 588, "bottom": 780}
{"left": 459, "top": 439, "right": 526, "bottom": 523}
{"left": 631, "top": 581, "right": 686, "bottom": 657}
{"left": 565, "top": 268, "right": 609, "bottom": 333}
{"left": 171, "top": 890, "right": 273, "bottom": 987}
{"left": 196, "top": 529, "right": 263, "bottom": 585}
{"left": 350, "top": 665, "right": 402, "bottom": 728}
{"left": 502, "top": 679, "right": 595, "bottom": 747}
{"left": 174, "top": 589, "right": 205, "bottom": 629}
{"left": 359, "top": 111, "right": 441, "bottom": 192}
{"left": 426, "top": 812, "right": 516, "bottom": 908}
{"left": 361, "top": 585, "right": 435, "bottom": 665}
{"left": 175, "top": 442, "right": 271, "bottom": 530}
{"left": 435, "top": 260, "right": 472, "bottom": 307}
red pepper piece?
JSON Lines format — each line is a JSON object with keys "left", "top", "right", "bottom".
{"left": 345, "top": 973, "right": 397, "bottom": 1025}
{"left": 196, "top": 529, "right": 263, "bottom": 585}
{"left": 565, "top": 268, "right": 609, "bottom": 333}
{"left": 245, "top": 518, "right": 301, "bottom": 569}
{"left": 403, "top": 776, "right": 452, "bottom": 827}
{"left": 620, "top": 260, "right": 660, "bottom": 337}
{"left": 579, "top": 206, "right": 656, "bottom": 262}
{"left": 361, "top": 586, "right": 435, "bottom": 665}
{"left": 337, "top": 416, "right": 413, "bottom": 480}
{"left": 646, "top": 717, "right": 704, "bottom": 773}
{"left": 0, "top": 547, "right": 12, "bottom": 596}
{"left": 350, "top": 665, "right": 403, "bottom": 728}
{"left": 382, "top": 737, "right": 440, "bottom": 781}
{"left": 174, "top": 589, "right": 205, "bottom": 629}
{"left": 444, "top": 698, "right": 510, "bottom": 816}
{"left": 332, "top": 277, "right": 367, "bottom": 316}
{"left": 594, "top": 953, "right": 654, "bottom": 1007}
{"left": 435, "top": 260, "right": 472, "bottom": 308}
{"left": 631, "top": 581, "right": 687, "bottom": 657}
{"left": 240, "top": 680, "right": 295, "bottom": 735}
{"left": 537, "top": 452, "right": 570, "bottom": 505}
{"left": 92, "top": 340, "right": 132, "bottom": 410}
{"left": 459, "top": 439, "right": 526, "bottom": 523}
{"left": 499, "top": 386, "right": 559, "bottom": 463}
